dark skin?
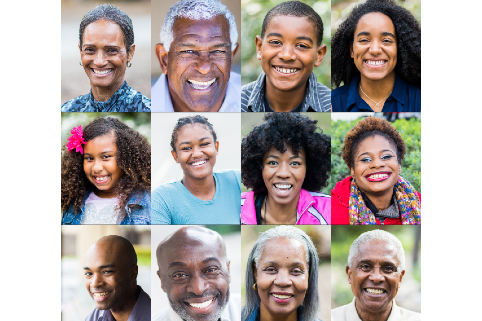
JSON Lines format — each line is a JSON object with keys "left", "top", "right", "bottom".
{"left": 156, "top": 227, "right": 231, "bottom": 321}
{"left": 84, "top": 236, "right": 138, "bottom": 321}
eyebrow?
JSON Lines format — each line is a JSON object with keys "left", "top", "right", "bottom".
{"left": 203, "top": 257, "right": 222, "bottom": 264}
{"left": 357, "top": 259, "right": 397, "bottom": 266}
{"left": 265, "top": 155, "right": 303, "bottom": 160}
{"left": 178, "top": 137, "right": 212, "bottom": 147}
{"left": 83, "top": 150, "right": 114, "bottom": 156}
{"left": 168, "top": 261, "right": 186, "bottom": 269}
{"left": 177, "top": 42, "right": 230, "bottom": 49}
{"left": 357, "top": 149, "right": 394, "bottom": 158}
{"left": 83, "top": 264, "right": 116, "bottom": 270}
{"left": 266, "top": 32, "right": 283, "bottom": 38}
{"left": 356, "top": 31, "right": 396, "bottom": 38}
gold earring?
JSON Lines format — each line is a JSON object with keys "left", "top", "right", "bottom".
{"left": 253, "top": 283, "right": 257, "bottom": 291}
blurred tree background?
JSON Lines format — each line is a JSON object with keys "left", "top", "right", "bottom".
{"left": 61, "top": 113, "right": 151, "bottom": 150}
{"left": 331, "top": 226, "right": 421, "bottom": 312}
{"left": 241, "top": 0, "right": 331, "bottom": 87}
{"left": 241, "top": 113, "right": 331, "bottom": 194}
{"left": 331, "top": 0, "right": 421, "bottom": 35}
{"left": 329, "top": 115, "right": 421, "bottom": 193}
{"left": 241, "top": 226, "right": 331, "bottom": 321}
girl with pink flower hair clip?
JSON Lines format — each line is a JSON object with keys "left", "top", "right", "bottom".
{"left": 61, "top": 116, "right": 151, "bottom": 225}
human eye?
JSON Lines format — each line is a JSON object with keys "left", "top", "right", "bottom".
{"left": 382, "top": 265, "right": 397, "bottom": 273}
{"left": 296, "top": 43, "right": 310, "bottom": 49}
{"left": 84, "top": 271, "right": 93, "bottom": 277}
{"left": 84, "top": 47, "right": 95, "bottom": 53}
{"left": 291, "top": 268, "right": 304, "bottom": 275}
{"left": 179, "top": 50, "right": 198, "bottom": 58}
{"left": 267, "top": 160, "right": 278, "bottom": 166}
{"left": 102, "top": 270, "right": 113, "bottom": 275}
{"left": 201, "top": 142, "right": 210, "bottom": 147}
{"left": 360, "top": 157, "right": 372, "bottom": 163}
{"left": 290, "top": 161, "right": 301, "bottom": 166}
{"left": 181, "top": 146, "right": 192, "bottom": 151}
{"left": 263, "top": 267, "right": 277, "bottom": 273}
{"left": 84, "top": 156, "right": 94, "bottom": 161}
{"left": 101, "top": 155, "right": 112, "bottom": 160}
{"left": 268, "top": 40, "right": 281, "bottom": 46}
{"left": 358, "top": 264, "right": 372, "bottom": 272}
{"left": 205, "top": 266, "right": 221, "bottom": 275}
{"left": 172, "top": 272, "right": 189, "bottom": 279}
{"left": 381, "top": 154, "right": 393, "bottom": 160}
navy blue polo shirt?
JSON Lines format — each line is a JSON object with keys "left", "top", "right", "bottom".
{"left": 331, "top": 74, "right": 421, "bottom": 112}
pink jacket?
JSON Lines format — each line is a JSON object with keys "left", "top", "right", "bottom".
{"left": 241, "top": 189, "right": 331, "bottom": 225}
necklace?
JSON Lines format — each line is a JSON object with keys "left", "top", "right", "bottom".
{"left": 359, "top": 85, "right": 391, "bottom": 107}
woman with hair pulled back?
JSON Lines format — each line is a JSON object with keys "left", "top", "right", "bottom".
{"left": 151, "top": 115, "right": 241, "bottom": 224}
{"left": 61, "top": 117, "right": 151, "bottom": 224}
{"left": 243, "top": 226, "right": 321, "bottom": 321}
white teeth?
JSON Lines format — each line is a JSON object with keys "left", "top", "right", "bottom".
{"left": 366, "top": 60, "right": 386, "bottom": 66}
{"left": 93, "top": 292, "right": 110, "bottom": 297}
{"left": 93, "top": 69, "right": 112, "bottom": 75}
{"left": 188, "top": 78, "right": 216, "bottom": 89}
{"left": 191, "top": 160, "right": 207, "bottom": 166}
{"left": 275, "top": 66, "right": 298, "bottom": 74}
{"left": 366, "top": 288, "right": 384, "bottom": 295}
{"left": 272, "top": 294, "right": 292, "bottom": 299}
{"left": 275, "top": 184, "right": 292, "bottom": 189}
{"left": 188, "top": 298, "right": 213, "bottom": 308}
{"left": 368, "top": 173, "right": 388, "bottom": 179}
{"left": 95, "top": 176, "right": 108, "bottom": 182}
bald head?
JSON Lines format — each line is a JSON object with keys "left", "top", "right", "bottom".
{"left": 87, "top": 235, "right": 137, "bottom": 268}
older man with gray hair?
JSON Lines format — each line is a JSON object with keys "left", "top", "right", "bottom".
{"left": 152, "top": 0, "right": 240, "bottom": 112}
{"left": 332, "top": 229, "right": 420, "bottom": 321}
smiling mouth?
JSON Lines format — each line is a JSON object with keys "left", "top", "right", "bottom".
{"left": 93, "top": 292, "right": 111, "bottom": 298}
{"left": 365, "top": 172, "right": 391, "bottom": 182}
{"left": 190, "top": 160, "right": 207, "bottom": 167}
{"left": 272, "top": 294, "right": 293, "bottom": 299}
{"left": 187, "top": 298, "right": 215, "bottom": 309}
{"left": 92, "top": 69, "right": 113, "bottom": 75}
{"left": 273, "top": 66, "right": 300, "bottom": 75}
{"left": 364, "top": 288, "right": 386, "bottom": 295}
{"left": 274, "top": 184, "right": 292, "bottom": 194}
{"left": 187, "top": 78, "right": 216, "bottom": 90}
{"left": 364, "top": 60, "right": 387, "bottom": 68}
{"left": 94, "top": 175, "right": 110, "bottom": 183}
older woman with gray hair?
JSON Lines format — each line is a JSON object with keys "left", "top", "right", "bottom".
{"left": 62, "top": 4, "right": 150, "bottom": 112}
{"left": 243, "top": 226, "right": 321, "bottom": 321}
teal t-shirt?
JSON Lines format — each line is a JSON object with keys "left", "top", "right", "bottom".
{"left": 151, "top": 170, "right": 241, "bottom": 224}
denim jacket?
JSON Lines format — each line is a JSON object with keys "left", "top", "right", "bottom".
{"left": 61, "top": 189, "right": 151, "bottom": 225}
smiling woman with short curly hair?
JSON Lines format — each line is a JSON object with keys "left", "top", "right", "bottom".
{"left": 241, "top": 113, "right": 331, "bottom": 225}
{"left": 331, "top": 0, "right": 421, "bottom": 113}
{"left": 331, "top": 116, "right": 421, "bottom": 225}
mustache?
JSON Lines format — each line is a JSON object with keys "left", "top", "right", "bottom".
{"left": 180, "top": 290, "right": 221, "bottom": 302}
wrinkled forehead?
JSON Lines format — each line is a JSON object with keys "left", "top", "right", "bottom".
{"left": 171, "top": 15, "right": 231, "bottom": 45}
{"left": 355, "top": 240, "right": 400, "bottom": 266}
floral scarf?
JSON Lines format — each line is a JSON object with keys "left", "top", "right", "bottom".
{"left": 348, "top": 176, "right": 421, "bottom": 225}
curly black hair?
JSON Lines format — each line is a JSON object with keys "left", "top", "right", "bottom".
{"left": 61, "top": 117, "right": 151, "bottom": 215}
{"left": 261, "top": 1, "right": 324, "bottom": 46}
{"left": 331, "top": 0, "right": 421, "bottom": 88}
{"left": 170, "top": 115, "right": 217, "bottom": 151}
{"left": 79, "top": 4, "right": 134, "bottom": 54}
{"left": 241, "top": 113, "right": 331, "bottom": 192}
{"left": 342, "top": 116, "right": 406, "bottom": 169}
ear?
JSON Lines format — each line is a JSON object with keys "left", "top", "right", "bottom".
{"left": 314, "top": 44, "right": 327, "bottom": 67}
{"left": 131, "top": 265, "right": 139, "bottom": 282}
{"left": 171, "top": 150, "right": 179, "bottom": 163}
{"left": 231, "top": 43, "right": 239, "bottom": 59}
{"left": 215, "top": 141, "right": 219, "bottom": 155}
{"left": 346, "top": 265, "right": 352, "bottom": 284}
{"left": 350, "top": 167, "right": 355, "bottom": 177}
{"left": 399, "top": 165, "right": 402, "bottom": 175}
{"left": 350, "top": 43, "right": 354, "bottom": 58}
{"left": 255, "top": 36, "right": 263, "bottom": 60}
{"left": 157, "top": 270, "right": 166, "bottom": 292}
{"left": 155, "top": 43, "right": 169, "bottom": 75}
{"left": 78, "top": 43, "right": 82, "bottom": 53}
{"left": 127, "top": 44, "right": 136, "bottom": 62}
{"left": 398, "top": 270, "right": 405, "bottom": 287}
{"left": 226, "top": 259, "right": 231, "bottom": 282}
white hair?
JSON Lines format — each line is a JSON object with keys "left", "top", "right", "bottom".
{"left": 348, "top": 230, "right": 405, "bottom": 271}
{"left": 160, "top": 0, "right": 238, "bottom": 52}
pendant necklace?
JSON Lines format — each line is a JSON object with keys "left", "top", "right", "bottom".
{"left": 359, "top": 85, "right": 391, "bottom": 107}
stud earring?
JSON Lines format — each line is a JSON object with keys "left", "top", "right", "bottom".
{"left": 253, "top": 283, "right": 257, "bottom": 291}
{"left": 79, "top": 61, "right": 83, "bottom": 66}
{"left": 127, "top": 61, "right": 132, "bottom": 68}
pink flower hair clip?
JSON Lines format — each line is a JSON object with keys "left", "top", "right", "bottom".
{"left": 67, "top": 125, "right": 86, "bottom": 154}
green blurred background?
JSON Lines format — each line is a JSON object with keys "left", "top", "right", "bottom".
{"left": 241, "top": 113, "right": 331, "bottom": 194}
{"left": 330, "top": 113, "right": 421, "bottom": 194}
{"left": 241, "top": 0, "right": 331, "bottom": 86}
{"left": 331, "top": 226, "right": 421, "bottom": 312}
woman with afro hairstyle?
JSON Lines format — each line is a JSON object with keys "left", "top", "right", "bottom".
{"left": 331, "top": 116, "right": 421, "bottom": 225}
{"left": 151, "top": 115, "right": 241, "bottom": 224}
{"left": 331, "top": 0, "right": 421, "bottom": 112}
{"left": 241, "top": 113, "right": 331, "bottom": 225}
{"left": 61, "top": 117, "right": 151, "bottom": 224}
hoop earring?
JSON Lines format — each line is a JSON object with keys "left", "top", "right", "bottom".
{"left": 253, "top": 283, "right": 257, "bottom": 291}
{"left": 79, "top": 61, "right": 83, "bottom": 66}
{"left": 127, "top": 61, "right": 132, "bottom": 68}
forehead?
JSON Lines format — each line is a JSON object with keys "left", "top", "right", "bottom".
{"left": 260, "top": 237, "right": 307, "bottom": 265}
{"left": 176, "top": 123, "right": 213, "bottom": 140}
{"left": 354, "top": 135, "right": 396, "bottom": 157}
{"left": 355, "top": 12, "right": 395, "bottom": 35}
{"left": 84, "top": 134, "right": 117, "bottom": 152}
{"left": 355, "top": 240, "right": 400, "bottom": 265}
{"left": 171, "top": 15, "right": 230, "bottom": 45}
{"left": 85, "top": 241, "right": 123, "bottom": 267}
{"left": 265, "top": 15, "right": 317, "bottom": 40}
{"left": 83, "top": 19, "right": 125, "bottom": 45}
{"left": 264, "top": 144, "right": 305, "bottom": 158}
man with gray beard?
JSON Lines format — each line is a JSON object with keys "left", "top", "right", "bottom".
{"left": 154, "top": 226, "right": 240, "bottom": 321}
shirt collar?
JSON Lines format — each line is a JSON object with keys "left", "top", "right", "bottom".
{"left": 348, "top": 298, "right": 401, "bottom": 321}
{"left": 88, "top": 81, "right": 129, "bottom": 111}
{"left": 246, "top": 72, "right": 317, "bottom": 112}
{"left": 296, "top": 189, "right": 314, "bottom": 222}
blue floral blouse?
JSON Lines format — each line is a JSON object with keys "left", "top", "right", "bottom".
{"left": 61, "top": 81, "right": 151, "bottom": 112}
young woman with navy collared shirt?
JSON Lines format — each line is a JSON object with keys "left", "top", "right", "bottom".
{"left": 331, "top": 0, "right": 421, "bottom": 112}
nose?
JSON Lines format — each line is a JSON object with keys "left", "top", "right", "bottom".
{"left": 276, "top": 162, "right": 291, "bottom": 178}
{"left": 369, "top": 267, "right": 385, "bottom": 283}
{"left": 93, "top": 50, "right": 107, "bottom": 66}
{"left": 369, "top": 40, "right": 382, "bottom": 55}
{"left": 195, "top": 52, "right": 213, "bottom": 74}
{"left": 278, "top": 44, "right": 296, "bottom": 61}
{"left": 90, "top": 273, "right": 104, "bottom": 289}
{"left": 92, "top": 159, "right": 103, "bottom": 173}
{"left": 187, "top": 273, "right": 209, "bottom": 295}
{"left": 274, "top": 270, "right": 293, "bottom": 287}
{"left": 370, "top": 157, "right": 385, "bottom": 169}
{"left": 192, "top": 146, "right": 203, "bottom": 158}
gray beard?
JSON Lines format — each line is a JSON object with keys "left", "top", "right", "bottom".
{"left": 169, "top": 289, "right": 230, "bottom": 321}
